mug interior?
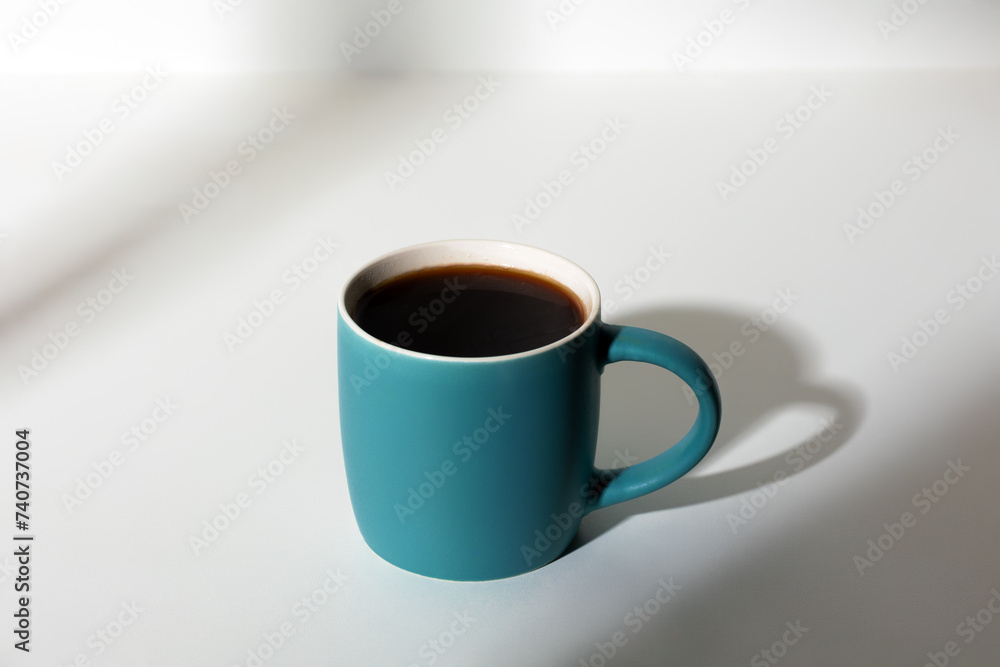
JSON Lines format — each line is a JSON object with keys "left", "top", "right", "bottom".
{"left": 339, "top": 239, "right": 601, "bottom": 360}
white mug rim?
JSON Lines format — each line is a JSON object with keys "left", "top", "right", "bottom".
{"left": 338, "top": 239, "right": 602, "bottom": 363}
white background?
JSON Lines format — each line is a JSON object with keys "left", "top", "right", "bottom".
{"left": 1, "top": 2, "right": 999, "bottom": 666}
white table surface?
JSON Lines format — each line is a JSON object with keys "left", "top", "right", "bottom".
{"left": 2, "top": 69, "right": 999, "bottom": 666}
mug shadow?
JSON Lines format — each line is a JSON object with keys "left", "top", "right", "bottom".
{"left": 563, "top": 305, "right": 866, "bottom": 553}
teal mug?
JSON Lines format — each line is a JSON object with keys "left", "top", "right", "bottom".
{"left": 338, "top": 240, "right": 721, "bottom": 580}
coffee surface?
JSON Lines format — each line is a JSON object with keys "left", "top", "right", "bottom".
{"left": 352, "top": 265, "right": 586, "bottom": 357}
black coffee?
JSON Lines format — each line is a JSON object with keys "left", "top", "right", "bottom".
{"left": 352, "top": 265, "right": 586, "bottom": 357}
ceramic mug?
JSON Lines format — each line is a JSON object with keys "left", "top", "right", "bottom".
{"left": 338, "top": 240, "right": 721, "bottom": 580}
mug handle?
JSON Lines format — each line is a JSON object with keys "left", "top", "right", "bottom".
{"left": 586, "top": 324, "right": 722, "bottom": 513}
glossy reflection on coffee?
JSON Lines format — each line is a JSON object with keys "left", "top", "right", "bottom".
{"left": 352, "top": 265, "right": 586, "bottom": 357}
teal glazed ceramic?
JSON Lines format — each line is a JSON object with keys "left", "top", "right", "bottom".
{"left": 338, "top": 240, "right": 721, "bottom": 580}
